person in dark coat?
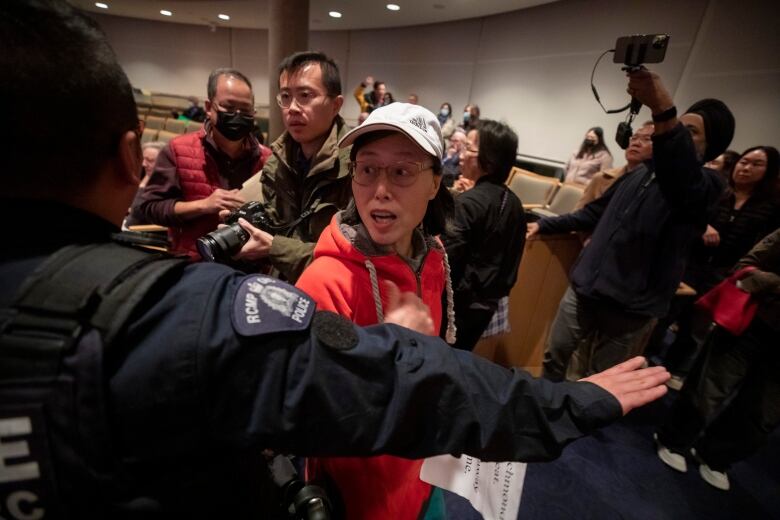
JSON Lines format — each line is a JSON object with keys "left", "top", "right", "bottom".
{"left": 655, "top": 227, "right": 780, "bottom": 491}
{"left": 439, "top": 120, "right": 526, "bottom": 350}
{"left": 527, "top": 75, "right": 735, "bottom": 381}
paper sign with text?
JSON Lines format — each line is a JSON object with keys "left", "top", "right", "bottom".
{"left": 420, "top": 455, "right": 526, "bottom": 520}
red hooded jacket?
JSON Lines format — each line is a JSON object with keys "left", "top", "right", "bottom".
{"left": 296, "top": 213, "right": 452, "bottom": 520}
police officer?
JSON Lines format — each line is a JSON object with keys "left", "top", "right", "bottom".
{"left": 0, "top": 2, "right": 669, "bottom": 518}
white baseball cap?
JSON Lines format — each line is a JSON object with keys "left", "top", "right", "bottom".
{"left": 339, "top": 102, "right": 444, "bottom": 159}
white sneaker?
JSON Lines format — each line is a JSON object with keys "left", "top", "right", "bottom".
{"left": 654, "top": 434, "right": 687, "bottom": 472}
{"left": 699, "top": 464, "right": 730, "bottom": 491}
{"left": 665, "top": 374, "right": 684, "bottom": 391}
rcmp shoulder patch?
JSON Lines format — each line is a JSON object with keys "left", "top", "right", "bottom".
{"left": 231, "top": 275, "right": 316, "bottom": 336}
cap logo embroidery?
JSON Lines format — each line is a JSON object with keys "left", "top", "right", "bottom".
{"left": 409, "top": 115, "right": 427, "bottom": 132}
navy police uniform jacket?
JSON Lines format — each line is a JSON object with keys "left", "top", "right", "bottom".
{"left": 0, "top": 200, "right": 621, "bottom": 519}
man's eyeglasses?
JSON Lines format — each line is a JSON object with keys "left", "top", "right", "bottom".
{"left": 349, "top": 161, "right": 434, "bottom": 187}
{"left": 629, "top": 134, "right": 652, "bottom": 143}
{"left": 276, "top": 90, "right": 326, "bottom": 109}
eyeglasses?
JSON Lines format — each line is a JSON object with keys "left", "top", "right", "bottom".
{"left": 276, "top": 90, "right": 326, "bottom": 109}
{"left": 349, "top": 161, "right": 434, "bottom": 187}
{"left": 629, "top": 134, "right": 652, "bottom": 143}
{"left": 464, "top": 147, "right": 479, "bottom": 154}
{"left": 213, "top": 101, "right": 256, "bottom": 116}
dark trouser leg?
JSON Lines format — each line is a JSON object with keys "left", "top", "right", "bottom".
{"left": 584, "top": 312, "right": 656, "bottom": 376}
{"left": 662, "top": 298, "right": 697, "bottom": 370}
{"left": 656, "top": 327, "right": 746, "bottom": 453}
{"left": 694, "top": 320, "right": 780, "bottom": 471}
{"left": 450, "top": 298, "right": 495, "bottom": 351}
{"left": 644, "top": 295, "right": 687, "bottom": 361}
{"left": 542, "top": 287, "right": 594, "bottom": 382}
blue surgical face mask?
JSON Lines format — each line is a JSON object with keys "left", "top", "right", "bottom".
{"left": 463, "top": 111, "right": 471, "bottom": 122}
{"left": 440, "top": 107, "right": 450, "bottom": 117}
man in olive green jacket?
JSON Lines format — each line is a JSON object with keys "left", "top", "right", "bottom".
{"left": 236, "top": 51, "right": 353, "bottom": 282}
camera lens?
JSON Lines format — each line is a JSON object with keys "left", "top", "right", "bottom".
{"left": 196, "top": 223, "right": 249, "bottom": 263}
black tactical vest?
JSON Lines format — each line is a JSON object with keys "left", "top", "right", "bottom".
{"left": 0, "top": 243, "right": 188, "bottom": 519}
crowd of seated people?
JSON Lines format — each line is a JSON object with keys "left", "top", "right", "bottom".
{"left": 125, "top": 49, "right": 779, "bottom": 501}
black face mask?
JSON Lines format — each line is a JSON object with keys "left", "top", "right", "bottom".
{"left": 215, "top": 110, "right": 255, "bottom": 141}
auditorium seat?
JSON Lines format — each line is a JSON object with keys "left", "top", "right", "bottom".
{"left": 147, "top": 107, "right": 173, "bottom": 118}
{"left": 164, "top": 118, "right": 188, "bottom": 134}
{"left": 150, "top": 94, "right": 192, "bottom": 113}
{"left": 145, "top": 115, "right": 166, "bottom": 130}
{"left": 133, "top": 90, "right": 152, "bottom": 110}
{"left": 156, "top": 130, "right": 178, "bottom": 143}
{"left": 141, "top": 127, "right": 158, "bottom": 144}
{"left": 530, "top": 182, "right": 586, "bottom": 218}
{"left": 506, "top": 167, "right": 560, "bottom": 209}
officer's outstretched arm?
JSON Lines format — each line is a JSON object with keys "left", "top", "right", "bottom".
{"left": 121, "top": 270, "right": 667, "bottom": 466}
{"left": 581, "top": 356, "right": 668, "bottom": 415}
{"left": 199, "top": 277, "right": 667, "bottom": 463}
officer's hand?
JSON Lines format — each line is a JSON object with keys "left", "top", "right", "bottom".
{"left": 580, "top": 356, "right": 669, "bottom": 415}
{"left": 626, "top": 68, "right": 674, "bottom": 115}
{"left": 233, "top": 217, "right": 273, "bottom": 260}
{"left": 383, "top": 281, "right": 435, "bottom": 336}
{"left": 702, "top": 224, "right": 720, "bottom": 247}
{"left": 526, "top": 222, "right": 540, "bottom": 239}
{"left": 202, "top": 189, "right": 245, "bottom": 214}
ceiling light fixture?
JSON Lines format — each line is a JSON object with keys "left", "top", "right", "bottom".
{"left": 386, "top": 4, "right": 401, "bottom": 11}
{"left": 160, "top": 10, "right": 173, "bottom": 16}
{"left": 95, "top": 2, "right": 108, "bottom": 8}
{"left": 218, "top": 14, "right": 230, "bottom": 21}
{"left": 328, "top": 11, "right": 342, "bottom": 18}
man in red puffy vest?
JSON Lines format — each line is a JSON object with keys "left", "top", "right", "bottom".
{"left": 133, "top": 68, "right": 271, "bottom": 259}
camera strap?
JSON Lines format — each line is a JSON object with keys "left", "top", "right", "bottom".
{"left": 273, "top": 198, "right": 323, "bottom": 237}
{"left": 590, "top": 49, "right": 631, "bottom": 115}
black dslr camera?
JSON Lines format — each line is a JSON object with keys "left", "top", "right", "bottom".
{"left": 197, "top": 201, "right": 276, "bottom": 263}
{"left": 267, "top": 453, "right": 333, "bottom": 520}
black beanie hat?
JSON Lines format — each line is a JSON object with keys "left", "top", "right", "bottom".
{"left": 685, "top": 98, "right": 735, "bottom": 162}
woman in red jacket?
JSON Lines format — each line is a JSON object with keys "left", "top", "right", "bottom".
{"left": 296, "top": 102, "right": 455, "bottom": 519}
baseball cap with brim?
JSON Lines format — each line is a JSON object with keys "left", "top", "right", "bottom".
{"left": 339, "top": 102, "right": 444, "bottom": 159}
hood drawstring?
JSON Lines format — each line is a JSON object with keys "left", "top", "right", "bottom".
{"left": 442, "top": 251, "right": 457, "bottom": 344}
{"left": 365, "top": 259, "right": 384, "bottom": 323}
{"left": 364, "top": 253, "right": 457, "bottom": 345}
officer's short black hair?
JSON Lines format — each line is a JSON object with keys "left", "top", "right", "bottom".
{"left": 1, "top": 0, "right": 138, "bottom": 198}
{"left": 278, "top": 51, "right": 342, "bottom": 97}
{"left": 476, "top": 120, "right": 518, "bottom": 184}
{"left": 207, "top": 68, "right": 253, "bottom": 101}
